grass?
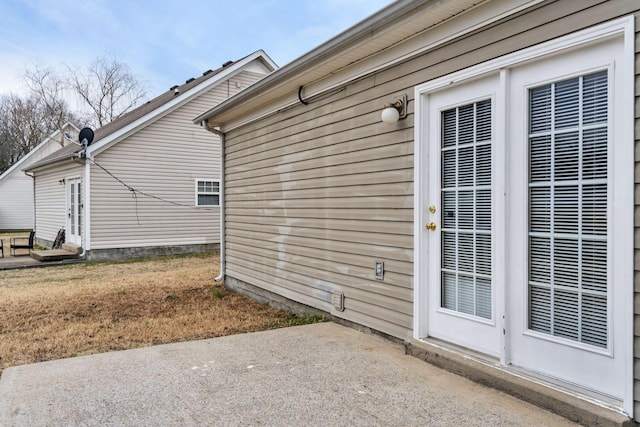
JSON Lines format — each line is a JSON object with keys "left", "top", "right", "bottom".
{"left": 0, "top": 252, "right": 325, "bottom": 373}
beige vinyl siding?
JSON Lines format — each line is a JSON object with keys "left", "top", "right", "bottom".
{"left": 34, "top": 161, "right": 82, "bottom": 243}
{"left": 224, "top": 78, "right": 415, "bottom": 337}
{"left": 633, "top": 10, "right": 640, "bottom": 419}
{"left": 222, "top": 0, "right": 638, "bottom": 344}
{"left": 89, "top": 71, "right": 263, "bottom": 250}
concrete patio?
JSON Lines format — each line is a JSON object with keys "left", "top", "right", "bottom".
{"left": 0, "top": 250, "right": 83, "bottom": 270}
{"left": 0, "top": 322, "right": 578, "bottom": 426}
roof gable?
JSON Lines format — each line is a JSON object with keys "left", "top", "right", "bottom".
{"left": 0, "top": 123, "right": 79, "bottom": 182}
{"left": 27, "top": 50, "right": 277, "bottom": 171}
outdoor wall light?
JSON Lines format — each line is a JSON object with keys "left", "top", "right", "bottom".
{"left": 381, "top": 94, "right": 407, "bottom": 124}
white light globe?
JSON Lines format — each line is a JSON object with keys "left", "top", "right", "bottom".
{"left": 381, "top": 106, "right": 400, "bottom": 124}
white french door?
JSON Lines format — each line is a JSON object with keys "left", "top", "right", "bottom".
{"left": 67, "top": 177, "right": 82, "bottom": 246}
{"left": 415, "top": 22, "right": 633, "bottom": 413}
{"left": 505, "top": 40, "right": 629, "bottom": 403}
{"left": 426, "top": 74, "right": 501, "bottom": 358}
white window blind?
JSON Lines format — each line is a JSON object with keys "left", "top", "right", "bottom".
{"left": 441, "top": 99, "right": 492, "bottom": 319}
{"left": 528, "top": 71, "right": 608, "bottom": 348}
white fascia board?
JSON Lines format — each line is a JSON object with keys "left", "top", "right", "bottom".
{"left": 87, "top": 50, "right": 276, "bottom": 158}
{"left": 0, "top": 122, "right": 79, "bottom": 183}
{"left": 252, "top": 49, "right": 278, "bottom": 72}
{"left": 300, "top": 0, "right": 541, "bottom": 102}
{"left": 192, "top": 0, "right": 433, "bottom": 126}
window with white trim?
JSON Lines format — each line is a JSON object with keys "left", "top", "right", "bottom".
{"left": 528, "top": 70, "right": 608, "bottom": 348}
{"left": 195, "top": 179, "right": 220, "bottom": 207}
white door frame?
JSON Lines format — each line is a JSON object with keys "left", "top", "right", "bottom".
{"left": 413, "top": 16, "right": 635, "bottom": 415}
{"left": 66, "top": 176, "right": 82, "bottom": 246}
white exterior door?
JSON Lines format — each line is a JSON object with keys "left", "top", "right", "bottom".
{"left": 505, "top": 39, "right": 630, "bottom": 405}
{"left": 415, "top": 21, "right": 633, "bottom": 414}
{"left": 425, "top": 74, "right": 501, "bottom": 358}
{"left": 67, "top": 178, "right": 82, "bottom": 246}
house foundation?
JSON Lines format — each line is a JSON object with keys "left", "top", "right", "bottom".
{"left": 85, "top": 243, "right": 219, "bottom": 262}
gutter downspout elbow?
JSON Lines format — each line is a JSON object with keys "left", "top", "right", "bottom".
{"left": 203, "top": 120, "right": 226, "bottom": 283}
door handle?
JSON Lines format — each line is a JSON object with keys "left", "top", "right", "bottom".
{"left": 425, "top": 222, "right": 437, "bottom": 231}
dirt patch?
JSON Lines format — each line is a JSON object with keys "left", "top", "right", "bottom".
{"left": 0, "top": 253, "right": 323, "bottom": 372}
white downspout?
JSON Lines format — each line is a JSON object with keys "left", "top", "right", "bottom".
{"left": 203, "top": 120, "right": 225, "bottom": 282}
{"left": 24, "top": 171, "right": 36, "bottom": 230}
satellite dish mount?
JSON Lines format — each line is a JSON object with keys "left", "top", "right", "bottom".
{"left": 79, "top": 127, "right": 94, "bottom": 148}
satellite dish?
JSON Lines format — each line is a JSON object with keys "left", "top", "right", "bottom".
{"left": 78, "top": 127, "right": 94, "bottom": 146}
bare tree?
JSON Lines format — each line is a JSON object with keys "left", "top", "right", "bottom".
{"left": 0, "top": 56, "right": 146, "bottom": 173}
{"left": 67, "top": 56, "right": 147, "bottom": 128}
{"left": 0, "top": 93, "right": 77, "bottom": 174}
{"left": 24, "top": 63, "right": 75, "bottom": 133}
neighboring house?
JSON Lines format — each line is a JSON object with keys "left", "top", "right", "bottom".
{"left": 26, "top": 50, "right": 276, "bottom": 260}
{"left": 0, "top": 123, "right": 79, "bottom": 231}
{"left": 194, "top": 1, "right": 640, "bottom": 423}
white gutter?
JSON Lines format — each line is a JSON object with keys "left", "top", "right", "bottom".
{"left": 203, "top": 120, "right": 226, "bottom": 282}
{"left": 193, "top": 0, "right": 430, "bottom": 126}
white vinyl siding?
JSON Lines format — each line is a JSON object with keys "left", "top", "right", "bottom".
{"left": 528, "top": 71, "right": 609, "bottom": 348}
{"left": 440, "top": 99, "right": 492, "bottom": 319}
{"left": 0, "top": 131, "right": 76, "bottom": 231}
{"left": 0, "top": 174, "right": 34, "bottom": 230}
{"left": 89, "top": 71, "right": 264, "bottom": 250}
{"left": 34, "top": 162, "right": 83, "bottom": 243}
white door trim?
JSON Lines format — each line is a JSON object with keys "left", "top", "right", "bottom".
{"left": 413, "top": 16, "right": 635, "bottom": 415}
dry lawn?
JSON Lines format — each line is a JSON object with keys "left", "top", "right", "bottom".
{"left": 0, "top": 253, "right": 322, "bottom": 373}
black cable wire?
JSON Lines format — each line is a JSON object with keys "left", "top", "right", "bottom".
{"left": 89, "top": 159, "right": 218, "bottom": 211}
{"left": 297, "top": 86, "right": 309, "bottom": 105}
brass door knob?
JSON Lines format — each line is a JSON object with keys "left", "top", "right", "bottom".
{"left": 426, "top": 222, "right": 437, "bottom": 231}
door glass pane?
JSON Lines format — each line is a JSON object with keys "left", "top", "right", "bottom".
{"left": 440, "top": 99, "right": 492, "bottom": 319}
{"left": 77, "top": 182, "right": 82, "bottom": 236}
{"left": 528, "top": 71, "right": 608, "bottom": 348}
{"left": 70, "top": 183, "right": 75, "bottom": 234}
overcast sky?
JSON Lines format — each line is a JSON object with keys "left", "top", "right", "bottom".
{"left": 0, "top": 0, "right": 392, "bottom": 100}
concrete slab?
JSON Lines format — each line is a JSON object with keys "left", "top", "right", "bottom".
{"left": 0, "top": 254, "right": 42, "bottom": 270}
{"left": 0, "top": 322, "right": 576, "bottom": 426}
{"left": 31, "top": 249, "right": 79, "bottom": 262}
{"left": 0, "top": 253, "right": 83, "bottom": 271}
